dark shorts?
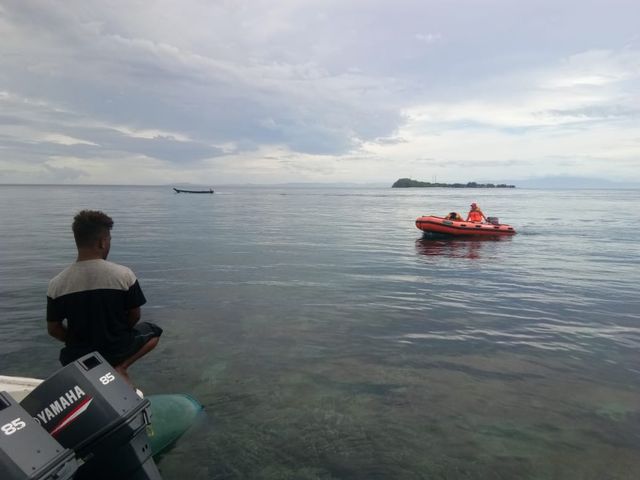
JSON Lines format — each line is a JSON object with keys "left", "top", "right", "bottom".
{"left": 60, "top": 321, "right": 163, "bottom": 366}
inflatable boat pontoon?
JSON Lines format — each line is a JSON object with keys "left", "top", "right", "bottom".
{"left": 416, "top": 215, "right": 516, "bottom": 237}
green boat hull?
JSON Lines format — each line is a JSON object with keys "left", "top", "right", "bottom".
{"left": 146, "top": 394, "right": 204, "bottom": 457}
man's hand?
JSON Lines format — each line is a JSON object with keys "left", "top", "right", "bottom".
{"left": 47, "top": 321, "right": 67, "bottom": 342}
{"left": 127, "top": 307, "right": 141, "bottom": 328}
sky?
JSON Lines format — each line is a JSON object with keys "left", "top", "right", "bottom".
{"left": 1, "top": 0, "right": 639, "bottom": 185}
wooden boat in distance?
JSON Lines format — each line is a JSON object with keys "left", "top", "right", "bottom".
{"left": 173, "top": 187, "right": 214, "bottom": 194}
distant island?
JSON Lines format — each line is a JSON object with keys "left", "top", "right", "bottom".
{"left": 392, "top": 178, "right": 515, "bottom": 188}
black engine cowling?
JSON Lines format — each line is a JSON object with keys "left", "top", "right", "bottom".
{"left": 20, "top": 352, "right": 161, "bottom": 480}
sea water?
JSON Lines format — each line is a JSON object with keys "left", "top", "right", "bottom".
{"left": 1, "top": 185, "right": 639, "bottom": 479}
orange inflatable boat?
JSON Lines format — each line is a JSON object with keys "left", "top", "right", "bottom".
{"left": 416, "top": 216, "right": 516, "bottom": 236}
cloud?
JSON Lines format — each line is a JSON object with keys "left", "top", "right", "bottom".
{"left": 43, "top": 134, "right": 98, "bottom": 146}
{"left": 414, "top": 33, "right": 442, "bottom": 44}
{"left": 1, "top": 1, "right": 404, "bottom": 161}
{"left": 373, "top": 136, "right": 409, "bottom": 145}
{"left": 0, "top": 0, "right": 639, "bottom": 183}
{"left": 43, "top": 163, "right": 86, "bottom": 181}
{"left": 403, "top": 49, "right": 640, "bottom": 133}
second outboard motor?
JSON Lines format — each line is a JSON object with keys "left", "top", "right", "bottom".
{"left": 21, "top": 352, "right": 161, "bottom": 480}
{"left": 0, "top": 391, "right": 78, "bottom": 480}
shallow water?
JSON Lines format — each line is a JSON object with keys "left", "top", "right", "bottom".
{"left": 1, "top": 185, "right": 639, "bottom": 479}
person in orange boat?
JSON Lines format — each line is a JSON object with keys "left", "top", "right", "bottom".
{"left": 466, "top": 202, "right": 487, "bottom": 223}
{"left": 446, "top": 212, "right": 463, "bottom": 221}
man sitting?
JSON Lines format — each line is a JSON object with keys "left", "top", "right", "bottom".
{"left": 466, "top": 203, "right": 487, "bottom": 223}
{"left": 46, "top": 210, "right": 162, "bottom": 385}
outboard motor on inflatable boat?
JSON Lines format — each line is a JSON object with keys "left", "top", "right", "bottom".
{"left": 0, "top": 391, "right": 78, "bottom": 480}
{"left": 20, "top": 352, "right": 162, "bottom": 480}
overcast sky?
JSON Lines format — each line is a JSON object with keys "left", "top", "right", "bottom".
{"left": 1, "top": 0, "right": 639, "bottom": 185}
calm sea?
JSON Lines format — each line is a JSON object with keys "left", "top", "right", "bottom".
{"left": 1, "top": 185, "right": 639, "bottom": 479}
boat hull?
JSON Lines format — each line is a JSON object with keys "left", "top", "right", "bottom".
{"left": 147, "top": 394, "right": 203, "bottom": 456}
{"left": 173, "top": 188, "right": 213, "bottom": 194}
{"left": 416, "top": 216, "right": 516, "bottom": 236}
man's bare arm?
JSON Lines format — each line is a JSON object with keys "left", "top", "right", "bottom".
{"left": 47, "top": 321, "right": 67, "bottom": 342}
{"left": 127, "top": 307, "right": 141, "bottom": 328}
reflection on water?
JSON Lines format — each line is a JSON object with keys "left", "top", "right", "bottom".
{"left": 415, "top": 235, "right": 512, "bottom": 259}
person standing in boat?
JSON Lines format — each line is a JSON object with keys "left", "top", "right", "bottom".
{"left": 466, "top": 203, "right": 487, "bottom": 223}
{"left": 46, "top": 210, "right": 162, "bottom": 385}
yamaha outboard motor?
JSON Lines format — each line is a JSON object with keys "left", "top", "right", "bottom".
{"left": 21, "top": 352, "right": 162, "bottom": 480}
{"left": 0, "top": 391, "right": 78, "bottom": 480}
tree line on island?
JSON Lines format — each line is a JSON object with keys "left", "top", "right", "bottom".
{"left": 392, "top": 178, "right": 515, "bottom": 188}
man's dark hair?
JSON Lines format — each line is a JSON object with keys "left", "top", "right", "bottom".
{"left": 72, "top": 210, "right": 113, "bottom": 248}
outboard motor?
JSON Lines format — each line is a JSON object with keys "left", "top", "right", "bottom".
{"left": 20, "top": 352, "right": 161, "bottom": 480}
{"left": 486, "top": 216, "right": 500, "bottom": 225}
{"left": 0, "top": 391, "right": 78, "bottom": 480}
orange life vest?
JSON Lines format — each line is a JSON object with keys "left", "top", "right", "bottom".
{"left": 468, "top": 211, "right": 483, "bottom": 222}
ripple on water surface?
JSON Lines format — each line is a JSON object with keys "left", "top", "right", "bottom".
{"left": 1, "top": 185, "right": 640, "bottom": 479}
